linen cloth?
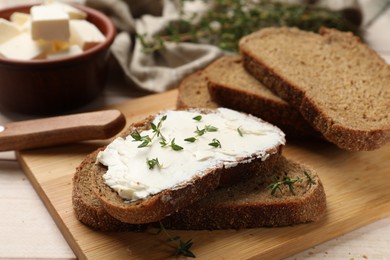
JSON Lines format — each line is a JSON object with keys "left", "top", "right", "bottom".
{"left": 85, "top": 0, "right": 362, "bottom": 92}
{"left": 86, "top": 0, "right": 222, "bottom": 92}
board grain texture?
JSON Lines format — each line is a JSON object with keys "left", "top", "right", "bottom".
{"left": 17, "top": 89, "right": 390, "bottom": 259}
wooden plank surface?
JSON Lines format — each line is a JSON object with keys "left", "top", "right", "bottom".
{"left": 17, "top": 89, "right": 390, "bottom": 259}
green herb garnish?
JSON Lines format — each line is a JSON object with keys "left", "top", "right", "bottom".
{"left": 194, "top": 126, "right": 206, "bottom": 137}
{"left": 208, "top": 138, "right": 221, "bottom": 148}
{"left": 131, "top": 130, "right": 153, "bottom": 148}
{"left": 193, "top": 115, "right": 202, "bottom": 121}
{"left": 185, "top": 124, "right": 218, "bottom": 143}
{"left": 268, "top": 171, "right": 316, "bottom": 195}
{"left": 205, "top": 125, "right": 218, "bottom": 132}
{"left": 237, "top": 127, "right": 243, "bottom": 137}
{"left": 138, "top": 0, "right": 361, "bottom": 53}
{"left": 131, "top": 115, "right": 167, "bottom": 148}
{"left": 146, "top": 158, "right": 162, "bottom": 170}
{"left": 170, "top": 138, "right": 184, "bottom": 151}
{"left": 304, "top": 171, "right": 317, "bottom": 185}
{"left": 157, "top": 221, "right": 196, "bottom": 258}
{"left": 160, "top": 138, "right": 184, "bottom": 151}
{"left": 184, "top": 137, "right": 197, "bottom": 143}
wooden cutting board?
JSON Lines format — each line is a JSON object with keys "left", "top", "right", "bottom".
{"left": 17, "top": 89, "right": 390, "bottom": 259}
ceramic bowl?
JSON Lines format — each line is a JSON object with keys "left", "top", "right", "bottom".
{"left": 0, "top": 4, "right": 116, "bottom": 115}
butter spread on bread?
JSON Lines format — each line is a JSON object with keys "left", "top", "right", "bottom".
{"left": 97, "top": 108, "right": 285, "bottom": 202}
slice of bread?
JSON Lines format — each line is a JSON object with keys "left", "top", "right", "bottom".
{"left": 176, "top": 70, "right": 219, "bottom": 109}
{"left": 72, "top": 148, "right": 145, "bottom": 231}
{"left": 73, "top": 154, "right": 326, "bottom": 231}
{"left": 240, "top": 27, "right": 390, "bottom": 151}
{"left": 205, "top": 55, "right": 320, "bottom": 139}
{"left": 90, "top": 108, "right": 285, "bottom": 224}
{"left": 161, "top": 156, "right": 326, "bottom": 230}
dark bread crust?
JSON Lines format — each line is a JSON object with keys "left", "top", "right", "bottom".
{"left": 92, "top": 109, "right": 283, "bottom": 224}
{"left": 160, "top": 156, "right": 326, "bottom": 230}
{"left": 205, "top": 56, "right": 321, "bottom": 139}
{"left": 72, "top": 149, "right": 145, "bottom": 231}
{"left": 240, "top": 27, "right": 390, "bottom": 151}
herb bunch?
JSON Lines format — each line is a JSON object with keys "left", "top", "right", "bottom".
{"left": 138, "top": 0, "right": 361, "bottom": 53}
{"left": 268, "top": 171, "right": 316, "bottom": 195}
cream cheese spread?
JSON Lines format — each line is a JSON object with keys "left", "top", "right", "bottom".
{"left": 96, "top": 108, "right": 285, "bottom": 201}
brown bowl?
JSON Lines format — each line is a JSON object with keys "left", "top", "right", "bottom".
{"left": 0, "top": 4, "right": 116, "bottom": 115}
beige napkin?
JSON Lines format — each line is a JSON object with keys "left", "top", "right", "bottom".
{"left": 86, "top": 0, "right": 222, "bottom": 92}
{"left": 86, "top": 0, "right": 361, "bottom": 93}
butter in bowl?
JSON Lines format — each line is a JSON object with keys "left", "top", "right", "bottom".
{"left": 0, "top": 1, "right": 116, "bottom": 115}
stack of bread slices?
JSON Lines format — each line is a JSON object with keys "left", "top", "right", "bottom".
{"left": 72, "top": 24, "right": 390, "bottom": 233}
{"left": 73, "top": 107, "right": 326, "bottom": 231}
{"left": 178, "top": 27, "right": 390, "bottom": 152}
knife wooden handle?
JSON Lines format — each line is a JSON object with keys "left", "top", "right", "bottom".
{"left": 0, "top": 109, "right": 126, "bottom": 151}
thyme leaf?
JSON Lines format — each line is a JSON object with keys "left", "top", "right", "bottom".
{"left": 237, "top": 127, "right": 243, "bottom": 137}
{"left": 157, "top": 221, "right": 196, "bottom": 258}
{"left": 138, "top": 138, "right": 152, "bottom": 148}
{"left": 205, "top": 125, "right": 218, "bottom": 132}
{"left": 208, "top": 138, "right": 221, "bottom": 148}
{"left": 177, "top": 239, "right": 195, "bottom": 258}
{"left": 193, "top": 115, "right": 202, "bottom": 121}
{"left": 184, "top": 137, "right": 197, "bottom": 143}
{"left": 130, "top": 130, "right": 143, "bottom": 141}
{"left": 194, "top": 126, "right": 206, "bottom": 136}
{"left": 146, "top": 158, "right": 162, "bottom": 170}
{"left": 170, "top": 138, "right": 184, "bottom": 151}
{"left": 304, "top": 171, "right": 317, "bottom": 185}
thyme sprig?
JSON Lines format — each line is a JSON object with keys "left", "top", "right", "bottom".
{"left": 138, "top": 0, "right": 361, "bottom": 53}
{"left": 157, "top": 221, "right": 196, "bottom": 258}
{"left": 160, "top": 138, "right": 184, "bottom": 151}
{"left": 131, "top": 115, "right": 167, "bottom": 148}
{"left": 268, "top": 171, "right": 316, "bottom": 195}
{"left": 146, "top": 158, "right": 163, "bottom": 170}
{"left": 185, "top": 124, "right": 218, "bottom": 143}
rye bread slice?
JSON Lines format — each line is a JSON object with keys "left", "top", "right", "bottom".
{"left": 240, "top": 27, "right": 390, "bottom": 151}
{"left": 176, "top": 70, "right": 219, "bottom": 109}
{"left": 72, "top": 148, "right": 145, "bottom": 231}
{"left": 160, "top": 156, "right": 326, "bottom": 230}
{"left": 73, "top": 152, "right": 326, "bottom": 231}
{"left": 91, "top": 108, "right": 284, "bottom": 224}
{"left": 205, "top": 55, "right": 321, "bottom": 139}
{"left": 72, "top": 148, "right": 280, "bottom": 231}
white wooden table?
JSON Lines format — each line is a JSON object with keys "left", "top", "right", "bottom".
{"left": 1, "top": 0, "right": 390, "bottom": 259}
